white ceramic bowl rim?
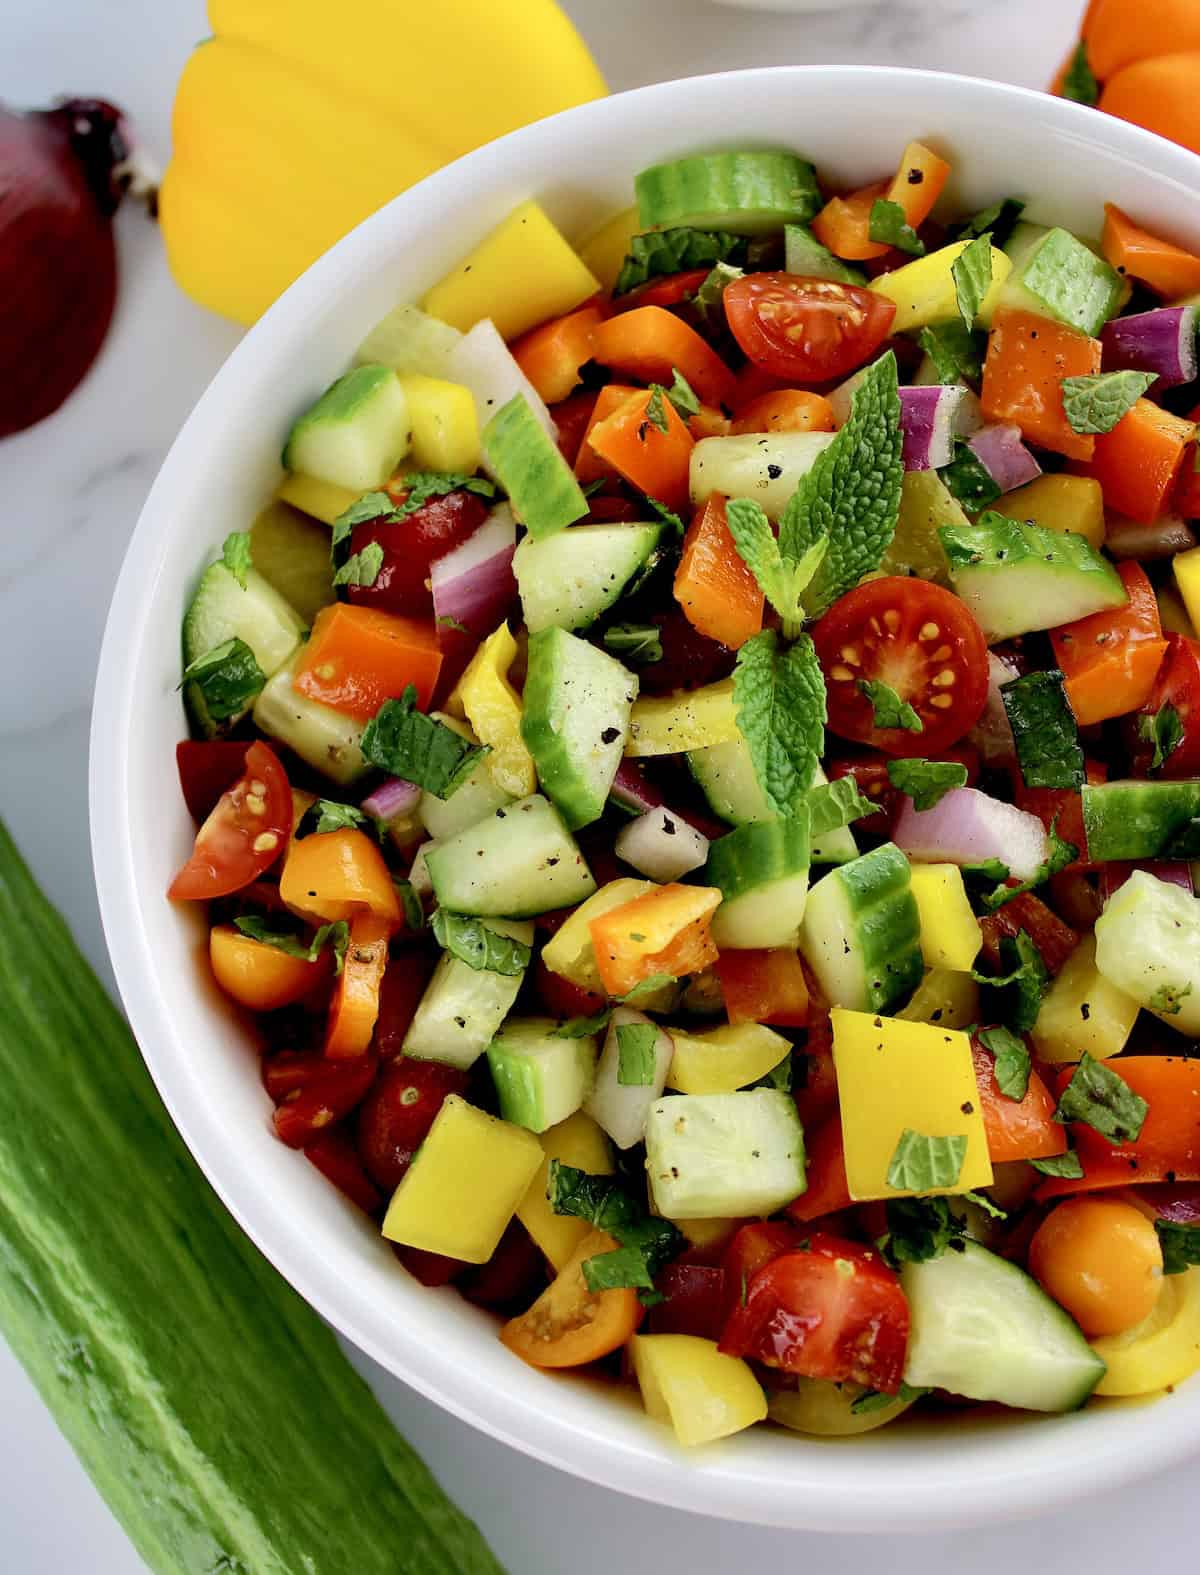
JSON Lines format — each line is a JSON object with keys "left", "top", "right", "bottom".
{"left": 91, "top": 65, "right": 1200, "bottom": 1532}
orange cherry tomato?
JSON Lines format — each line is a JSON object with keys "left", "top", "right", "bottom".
{"left": 279, "top": 827, "right": 402, "bottom": 928}
{"left": 208, "top": 923, "right": 330, "bottom": 1010}
{"left": 723, "top": 274, "right": 896, "bottom": 383}
{"left": 500, "top": 1229, "right": 642, "bottom": 1368}
{"left": 169, "top": 741, "right": 291, "bottom": 901}
{"left": 1029, "top": 1197, "right": 1164, "bottom": 1337}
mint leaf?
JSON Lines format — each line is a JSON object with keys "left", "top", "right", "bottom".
{"left": 869, "top": 198, "right": 925, "bottom": 257}
{"left": 917, "top": 322, "right": 985, "bottom": 386}
{"left": 963, "top": 858, "right": 1010, "bottom": 883}
{"left": 1061, "top": 371, "right": 1156, "bottom": 435}
{"left": 725, "top": 498, "right": 828, "bottom": 637}
{"left": 1030, "top": 1150, "right": 1084, "bottom": 1179}
{"left": 603, "top": 624, "right": 664, "bottom": 666}
{"left": 806, "top": 776, "right": 876, "bottom": 836}
{"left": 881, "top": 1196, "right": 966, "bottom": 1264}
{"left": 1140, "top": 703, "right": 1184, "bottom": 773}
{"left": 548, "top": 1161, "right": 640, "bottom": 1230}
{"left": 975, "top": 929, "right": 1048, "bottom": 1032}
{"left": 1001, "top": 669, "right": 1085, "bottom": 791}
{"left": 1149, "top": 980, "right": 1192, "bottom": 1016}
{"left": 733, "top": 630, "right": 826, "bottom": 818}
{"left": 792, "top": 352, "right": 904, "bottom": 616}
{"left": 693, "top": 261, "right": 745, "bottom": 321}
{"left": 979, "top": 822, "right": 1077, "bottom": 913}
{"left": 362, "top": 686, "right": 491, "bottom": 798}
{"left": 552, "top": 1008, "right": 613, "bottom": 1038}
{"left": 1055, "top": 1051, "right": 1149, "bottom": 1145}
{"left": 646, "top": 497, "right": 686, "bottom": 537}
{"left": 614, "top": 228, "right": 750, "bottom": 296}
{"left": 1156, "top": 1220, "right": 1200, "bottom": 1275}
{"left": 222, "top": 530, "right": 254, "bottom": 589}
{"left": 616, "top": 1022, "right": 660, "bottom": 1086}
{"left": 849, "top": 1381, "right": 927, "bottom": 1415}
{"left": 182, "top": 637, "right": 265, "bottom": 722}
{"left": 886, "top": 758, "right": 967, "bottom": 812}
{"left": 393, "top": 471, "right": 496, "bottom": 517}
{"left": 978, "top": 1024, "right": 1031, "bottom": 1101}
{"left": 620, "top": 972, "right": 675, "bottom": 1004}
{"left": 548, "top": 1161, "right": 684, "bottom": 1292}
{"left": 331, "top": 490, "right": 395, "bottom": 553}
{"left": 234, "top": 916, "right": 350, "bottom": 975}
{"left": 332, "top": 540, "right": 385, "bottom": 588}
{"left": 953, "top": 198, "right": 1025, "bottom": 249}
{"left": 1061, "top": 41, "right": 1100, "bottom": 107}
{"left": 952, "top": 235, "right": 993, "bottom": 332}
{"left": 644, "top": 386, "right": 671, "bottom": 434}
{"left": 431, "top": 910, "right": 531, "bottom": 977}
{"left": 963, "top": 1190, "right": 1007, "bottom": 1220}
{"left": 887, "top": 1129, "right": 967, "bottom": 1192}
{"left": 298, "top": 799, "right": 369, "bottom": 837}
{"left": 859, "top": 678, "right": 923, "bottom": 733}
{"left": 939, "top": 439, "right": 1002, "bottom": 512}
{"left": 666, "top": 368, "right": 700, "bottom": 419}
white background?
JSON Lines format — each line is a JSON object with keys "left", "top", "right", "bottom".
{"left": 2, "top": 1, "right": 1195, "bottom": 1569}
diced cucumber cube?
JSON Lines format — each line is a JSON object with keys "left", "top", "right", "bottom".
{"left": 801, "top": 843, "right": 922, "bottom": 1013}
{"left": 425, "top": 795, "right": 596, "bottom": 917}
{"left": 482, "top": 394, "right": 587, "bottom": 539}
{"left": 644, "top": 1090, "right": 806, "bottom": 1219}
{"left": 487, "top": 1017, "right": 599, "bottom": 1132}
{"left": 282, "top": 364, "right": 410, "bottom": 492}
{"left": 403, "top": 919, "right": 534, "bottom": 1070}
{"left": 252, "top": 654, "right": 368, "bottom": 785}
{"left": 514, "top": 523, "right": 662, "bottom": 633}
{"left": 706, "top": 814, "right": 811, "bottom": 950}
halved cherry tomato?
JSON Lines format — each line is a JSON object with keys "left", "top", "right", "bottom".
{"left": 373, "top": 948, "right": 439, "bottom": 1059}
{"left": 723, "top": 1222, "right": 805, "bottom": 1313}
{"left": 325, "top": 911, "right": 391, "bottom": 1058}
{"left": 1133, "top": 633, "right": 1200, "bottom": 778}
{"left": 347, "top": 487, "right": 490, "bottom": 620}
{"left": 500, "top": 1228, "right": 642, "bottom": 1368}
{"left": 1050, "top": 561, "right": 1166, "bottom": 726}
{"left": 209, "top": 923, "right": 331, "bottom": 1011}
{"left": 647, "top": 1252, "right": 728, "bottom": 1341}
{"left": 618, "top": 268, "right": 712, "bottom": 312}
{"left": 304, "top": 1124, "right": 384, "bottom": 1214}
{"left": 977, "top": 891, "right": 1078, "bottom": 976}
{"left": 786, "top": 1116, "right": 852, "bottom": 1223}
{"left": 720, "top": 1234, "right": 910, "bottom": 1392}
{"left": 533, "top": 956, "right": 606, "bottom": 1019}
{"left": 828, "top": 743, "right": 981, "bottom": 836}
{"left": 268, "top": 1051, "right": 378, "bottom": 1148}
{"left": 395, "top": 1243, "right": 465, "bottom": 1287}
{"left": 1012, "top": 758, "right": 1106, "bottom": 873}
{"left": 812, "top": 578, "right": 989, "bottom": 757}
{"left": 971, "top": 1033, "right": 1067, "bottom": 1164}
{"left": 175, "top": 739, "right": 250, "bottom": 824}
{"left": 724, "top": 274, "right": 896, "bottom": 384}
{"left": 169, "top": 741, "right": 291, "bottom": 901}
{"left": 356, "top": 1053, "right": 469, "bottom": 1191}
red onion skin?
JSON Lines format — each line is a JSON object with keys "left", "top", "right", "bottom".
{"left": 0, "top": 101, "right": 129, "bottom": 438}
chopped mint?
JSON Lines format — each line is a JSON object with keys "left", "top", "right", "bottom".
{"left": 234, "top": 916, "right": 350, "bottom": 975}
{"left": 886, "top": 758, "right": 967, "bottom": 812}
{"left": 665, "top": 368, "right": 700, "bottom": 419}
{"left": 330, "top": 491, "right": 396, "bottom": 554}
{"left": 849, "top": 1381, "right": 927, "bottom": 1414}
{"left": 1061, "top": 370, "right": 1156, "bottom": 435}
{"left": 1156, "top": 1220, "right": 1200, "bottom": 1275}
{"left": 552, "top": 1008, "right": 613, "bottom": 1039}
{"left": 859, "top": 678, "right": 923, "bottom": 734}
{"left": 620, "top": 972, "right": 675, "bottom": 1005}
{"left": 962, "top": 1190, "right": 1007, "bottom": 1220}
{"left": 1001, "top": 669, "right": 1085, "bottom": 791}
{"left": 362, "top": 686, "right": 491, "bottom": 799}
{"left": 1061, "top": 41, "right": 1100, "bottom": 107}
{"left": 431, "top": 910, "right": 531, "bottom": 977}
{"left": 332, "top": 540, "right": 385, "bottom": 589}
{"left": 300, "top": 799, "right": 368, "bottom": 837}
{"left": 869, "top": 198, "right": 925, "bottom": 257}
{"left": 548, "top": 1161, "right": 684, "bottom": 1292}
{"left": 602, "top": 624, "right": 664, "bottom": 666}
{"left": 733, "top": 630, "right": 827, "bottom": 819}
{"left": 692, "top": 260, "right": 745, "bottom": 321}
{"left": 644, "top": 385, "right": 671, "bottom": 434}
{"left": 616, "top": 1021, "right": 660, "bottom": 1086}
{"left": 646, "top": 497, "right": 686, "bottom": 537}
{"left": 221, "top": 530, "right": 254, "bottom": 590}
{"left": 951, "top": 234, "right": 994, "bottom": 332}
{"left": 182, "top": 638, "right": 265, "bottom": 722}
{"left": 975, "top": 929, "right": 1049, "bottom": 1033}
{"left": 613, "top": 227, "right": 750, "bottom": 296}
{"left": 393, "top": 878, "right": 425, "bottom": 933}
{"left": 881, "top": 1196, "right": 966, "bottom": 1264}
{"left": 1030, "top": 1150, "right": 1084, "bottom": 1179}
{"left": 939, "top": 439, "right": 1002, "bottom": 512}
{"left": 917, "top": 321, "right": 986, "bottom": 386}
{"left": 979, "top": 823, "right": 1077, "bottom": 913}
{"left": 1149, "top": 980, "right": 1193, "bottom": 1016}
{"left": 962, "top": 858, "right": 1010, "bottom": 884}
{"left": 726, "top": 497, "right": 829, "bottom": 638}
{"left": 952, "top": 198, "right": 1026, "bottom": 250}
{"left": 978, "top": 1024, "right": 1031, "bottom": 1101}
{"left": 393, "top": 471, "right": 496, "bottom": 517}
{"left": 805, "top": 775, "right": 876, "bottom": 836}
{"left": 1055, "top": 1051, "right": 1149, "bottom": 1145}
{"left": 886, "top": 1129, "right": 967, "bottom": 1192}
{"left": 1140, "top": 703, "right": 1184, "bottom": 773}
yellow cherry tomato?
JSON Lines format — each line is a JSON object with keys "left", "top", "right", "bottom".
{"left": 1092, "top": 1267, "right": 1200, "bottom": 1397}
{"left": 209, "top": 923, "right": 329, "bottom": 1010}
{"left": 1029, "top": 1197, "right": 1164, "bottom": 1338}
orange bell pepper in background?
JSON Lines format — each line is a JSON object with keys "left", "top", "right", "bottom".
{"left": 1085, "top": 399, "right": 1195, "bottom": 525}
{"left": 981, "top": 309, "right": 1101, "bottom": 462}
{"left": 674, "top": 495, "right": 764, "bottom": 651}
{"left": 812, "top": 179, "right": 890, "bottom": 262}
{"left": 1050, "top": 561, "right": 1166, "bottom": 725}
{"left": 970, "top": 1039, "right": 1067, "bottom": 1165}
{"left": 589, "top": 883, "right": 722, "bottom": 998}
{"left": 293, "top": 603, "right": 442, "bottom": 719}
{"left": 1082, "top": 0, "right": 1200, "bottom": 78}
{"left": 511, "top": 305, "right": 602, "bottom": 404}
{"left": 715, "top": 948, "right": 811, "bottom": 1028}
{"left": 730, "top": 390, "right": 836, "bottom": 436}
{"left": 591, "top": 306, "right": 736, "bottom": 409}
{"left": 585, "top": 387, "right": 694, "bottom": 511}
{"left": 1100, "top": 54, "right": 1200, "bottom": 158}
{"left": 325, "top": 911, "right": 391, "bottom": 1057}
{"left": 209, "top": 923, "right": 331, "bottom": 1010}
{"left": 280, "top": 828, "right": 403, "bottom": 928}
{"left": 1101, "top": 204, "right": 1200, "bottom": 299}
{"left": 787, "top": 1116, "right": 852, "bottom": 1222}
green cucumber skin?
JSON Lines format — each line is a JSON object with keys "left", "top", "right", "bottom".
{"left": 635, "top": 151, "right": 820, "bottom": 234}
{"left": 706, "top": 814, "right": 811, "bottom": 948}
{"left": 481, "top": 395, "right": 588, "bottom": 540}
{"left": 1012, "top": 227, "right": 1123, "bottom": 338}
{"left": 802, "top": 843, "right": 923, "bottom": 1013}
{"left": 783, "top": 223, "right": 866, "bottom": 285}
{"left": 1082, "top": 780, "right": 1200, "bottom": 861}
{"left": 514, "top": 523, "right": 662, "bottom": 634}
{"left": 486, "top": 1019, "right": 596, "bottom": 1133}
{"left": 0, "top": 820, "right": 503, "bottom": 1575}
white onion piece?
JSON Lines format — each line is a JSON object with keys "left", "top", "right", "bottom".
{"left": 443, "top": 320, "right": 556, "bottom": 465}
{"left": 361, "top": 777, "right": 422, "bottom": 821}
{"left": 966, "top": 423, "right": 1042, "bottom": 494}
{"left": 408, "top": 841, "right": 437, "bottom": 899}
{"left": 968, "top": 651, "right": 1020, "bottom": 768}
{"left": 430, "top": 503, "right": 517, "bottom": 636}
{"left": 893, "top": 786, "right": 1048, "bottom": 880}
{"left": 1105, "top": 512, "right": 1196, "bottom": 561}
{"left": 584, "top": 1008, "right": 674, "bottom": 1150}
{"left": 615, "top": 806, "right": 710, "bottom": 882}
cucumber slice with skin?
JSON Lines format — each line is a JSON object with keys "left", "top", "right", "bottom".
{"left": 251, "top": 654, "right": 368, "bottom": 785}
{"left": 521, "top": 628, "right": 638, "bottom": 830}
{"left": 687, "top": 743, "right": 856, "bottom": 862}
{"left": 486, "top": 1017, "right": 599, "bottom": 1133}
{"left": 809, "top": 764, "right": 860, "bottom": 866}
{"left": 800, "top": 843, "right": 923, "bottom": 1013}
{"left": 354, "top": 302, "right": 463, "bottom": 376}
{"left": 402, "top": 920, "right": 534, "bottom": 1070}
{"left": 481, "top": 394, "right": 588, "bottom": 540}
{"left": 940, "top": 513, "right": 1127, "bottom": 642}
{"left": 996, "top": 225, "right": 1123, "bottom": 338}
{"left": 690, "top": 431, "right": 835, "bottom": 521}
{"left": 644, "top": 1090, "right": 807, "bottom": 1219}
{"left": 636, "top": 151, "right": 821, "bottom": 235}
{"left": 514, "top": 523, "right": 663, "bottom": 633}
{"left": 425, "top": 795, "right": 596, "bottom": 917}
{"left": 282, "top": 364, "right": 410, "bottom": 492}
{"left": 418, "top": 714, "right": 515, "bottom": 841}
{"left": 706, "top": 813, "right": 811, "bottom": 950}
{"left": 584, "top": 1008, "right": 674, "bottom": 1150}
{"left": 182, "top": 562, "right": 305, "bottom": 676}
{"left": 784, "top": 223, "right": 867, "bottom": 285}
{"left": 901, "top": 1239, "right": 1106, "bottom": 1411}
{"left": 1082, "top": 780, "right": 1200, "bottom": 862}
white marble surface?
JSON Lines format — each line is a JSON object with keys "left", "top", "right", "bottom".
{"left": 2, "top": 1, "right": 1194, "bottom": 1570}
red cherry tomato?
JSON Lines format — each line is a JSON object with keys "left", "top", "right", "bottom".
{"left": 1134, "top": 633, "right": 1200, "bottom": 779}
{"left": 647, "top": 1254, "right": 729, "bottom": 1341}
{"left": 723, "top": 274, "right": 896, "bottom": 383}
{"left": 169, "top": 741, "right": 291, "bottom": 900}
{"left": 812, "top": 578, "right": 989, "bottom": 757}
{"left": 551, "top": 389, "right": 599, "bottom": 467}
{"left": 268, "top": 1052, "right": 378, "bottom": 1149}
{"left": 533, "top": 957, "right": 606, "bottom": 1019}
{"left": 722, "top": 1221, "right": 806, "bottom": 1313}
{"left": 459, "top": 1220, "right": 546, "bottom": 1310}
{"left": 394, "top": 1243, "right": 466, "bottom": 1286}
{"left": 373, "top": 949, "right": 439, "bottom": 1062}
{"left": 793, "top": 1049, "right": 839, "bottom": 1132}
{"left": 356, "top": 1054, "right": 469, "bottom": 1192}
{"left": 828, "top": 743, "right": 981, "bottom": 835}
{"left": 346, "top": 488, "right": 491, "bottom": 619}
{"left": 303, "top": 1124, "right": 384, "bottom": 1214}
{"left": 636, "top": 608, "right": 736, "bottom": 697}
{"left": 719, "top": 1234, "right": 910, "bottom": 1392}
{"left": 175, "top": 739, "right": 250, "bottom": 823}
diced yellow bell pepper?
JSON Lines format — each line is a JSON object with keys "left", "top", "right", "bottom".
{"left": 1158, "top": 584, "right": 1197, "bottom": 639}
{"left": 768, "top": 1378, "right": 917, "bottom": 1436}
{"left": 1092, "top": 1267, "right": 1200, "bottom": 1396}
{"left": 277, "top": 472, "right": 360, "bottom": 526}
{"left": 666, "top": 1022, "right": 791, "bottom": 1095}
{"left": 381, "top": 1095, "right": 541, "bottom": 1262}
{"left": 397, "top": 373, "right": 480, "bottom": 473}
{"left": 1029, "top": 934, "right": 1141, "bottom": 1064}
{"left": 423, "top": 199, "right": 600, "bottom": 341}
{"left": 540, "top": 878, "right": 655, "bottom": 994}
{"left": 516, "top": 1109, "right": 613, "bottom": 1271}
{"left": 831, "top": 1008, "right": 993, "bottom": 1201}
{"left": 630, "top": 1334, "right": 768, "bottom": 1447}
{"left": 676, "top": 1216, "right": 740, "bottom": 1252}
{"left": 578, "top": 205, "right": 640, "bottom": 293}
{"left": 448, "top": 623, "right": 536, "bottom": 797}
{"left": 878, "top": 471, "right": 965, "bottom": 586}
{"left": 1174, "top": 544, "right": 1200, "bottom": 636}
{"left": 626, "top": 680, "right": 739, "bottom": 757}
{"left": 895, "top": 967, "right": 980, "bottom": 1030}
{"left": 988, "top": 474, "right": 1106, "bottom": 551}
{"left": 908, "top": 864, "right": 982, "bottom": 972}
{"left": 869, "top": 241, "right": 1012, "bottom": 332}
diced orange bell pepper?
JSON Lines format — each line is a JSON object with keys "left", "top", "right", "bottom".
{"left": 786, "top": 1116, "right": 852, "bottom": 1223}
{"left": 279, "top": 827, "right": 402, "bottom": 928}
{"left": 588, "top": 882, "right": 722, "bottom": 998}
{"left": 586, "top": 387, "right": 694, "bottom": 512}
{"left": 730, "top": 389, "right": 836, "bottom": 436}
{"left": 981, "top": 309, "right": 1101, "bottom": 462}
{"left": 325, "top": 911, "right": 391, "bottom": 1057}
{"left": 591, "top": 306, "right": 736, "bottom": 409}
{"left": 673, "top": 495, "right": 764, "bottom": 650}
{"left": 574, "top": 383, "right": 640, "bottom": 485}
{"left": 811, "top": 179, "right": 890, "bottom": 262}
{"left": 1101, "top": 203, "right": 1200, "bottom": 299}
{"left": 688, "top": 403, "right": 730, "bottom": 441}
{"left": 293, "top": 603, "right": 442, "bottom": 719}
{"left": 1050, "top": 561, "right": 1166, "bottom": 724}
{"left": 970, "top": 1037, "right": 1066, "bottom": 1165}
{"left": 511, "top": 305, "right": 602, "bottom": 405}
{"left": 1085, "top": 398, "right": 1195, "bottom": 524}
{"left": 715, "top": 947, "right": 810, "bottom": 1027}
{"left": 209, "top": 923, "right": 330, "bottom": 1010}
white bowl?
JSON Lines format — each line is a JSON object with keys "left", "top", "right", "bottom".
{"left": 91, "top": 66, "right": 1200, "bottom": 1531}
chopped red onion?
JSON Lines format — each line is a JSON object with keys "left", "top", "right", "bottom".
{"left": 968, "top": 651, "right": 1020, "bottom": 768}
{"left": 898, "top": 384, "right": 984, "bottom": 471}
{"left": 1104, "top": 512, "right": 1196, "bottom": 561}
{"left": 893, "top": 786, "right": 1048, "bottom": 880}
{"left": 430, "top": 503, "right": 517, "bottom": 638}
{"left": 1102, "top": 305, "right": 1200, "bottom": 389}
{"left": 609, "top": 759, "right": 665, "bottom": 817}
{"left": 361, "top": 776, "right": 422, "bottom": 822}
{"left": 966, "top": 423, "right": 1042, "bottom": 494}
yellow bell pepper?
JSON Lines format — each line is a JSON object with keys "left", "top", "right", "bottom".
{"left": 540, "top": 878, "right": 655, "bottom": 994}
{"left": 630, "top": 1335, "right": 767, "bottom": 1447}
{"left": 1173, "top": 544, "right": 1200, "bottom": 635}
{"left": 1158, "top": 583, "right": 1197, "bottom": 639}
{"left": 908, "top": 864, "right": 982, "bottom": 972}
{"left": 626, "top": 680, "right": 739, "bottom": 756}
{"left": 870, "top": 241, "right": 1011, "bottom": 332}
{"left": 161, "top": 0, "right": 606, "bottom": 324}
{"left": 447, "top": 622, "right": 536, "bottom": 797}
{"left": 1091, "top": 1267, "right": 1200, "bottom": 1397}
{"left": 1030, "top": 934, "right": 1141, "bottom": 1064}
{"left": 988, "top": 475, "right": 1106, "bottom": 551}
{"left": 276, "top": 473, "right": 360, "bottom": 526}
{"left": 398, "top": 374, "right": 480, "bottom": 474}
{"left": 578, "top": 206, "right": 641, "bottom": 293}
{"left": 516, "top": 1110, "right": 613, "bottom": 1271}
{"left": 666, "top": 1023, "right": 792, "bottom": 1095}
{"left": 895, "top": 967, "right": 980, "bottom": 1030}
